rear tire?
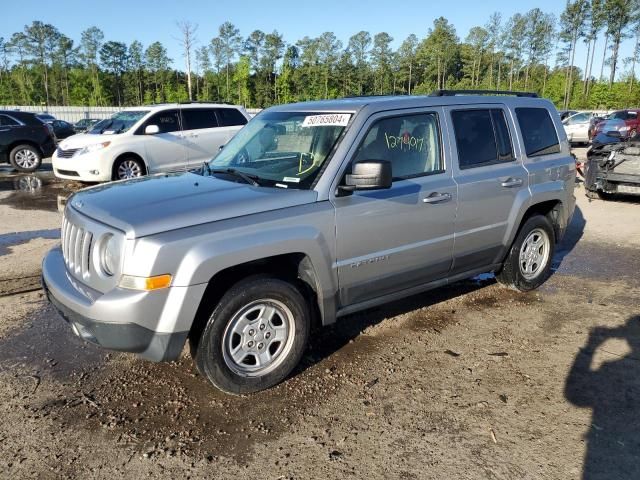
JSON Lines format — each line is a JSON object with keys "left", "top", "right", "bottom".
{"left": 193, "top": 277, "right": 310, "bottom": 394}
{"left": 9, "top": 144, "right": 42, "bottom": 173}
{"left": 496, "top": 215, "right": 556, "bottom": 292}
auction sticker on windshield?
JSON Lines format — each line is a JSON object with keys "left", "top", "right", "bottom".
{"left": 301, "top": 113, "right": 351, "bottom": 127}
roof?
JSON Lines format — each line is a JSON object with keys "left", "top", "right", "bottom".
{"left": 123, "top": 102, "right": 244, "bottom": 112}
{"left": 266, "top": 94, "right": 551, "bottom": 114}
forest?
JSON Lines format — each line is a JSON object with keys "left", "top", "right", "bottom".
{"left": 1, "top": 0, "right": 640, "bottom": 110}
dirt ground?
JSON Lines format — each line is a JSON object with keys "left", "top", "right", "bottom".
{"left": 0, "top": 151, "right": 639, "bottom": 479}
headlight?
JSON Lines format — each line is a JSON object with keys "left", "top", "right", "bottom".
{"left": 77, "top": 141, "right": 111, "bottom": 156}
{"left": 100, "top": 234, "right": 120, "bottom": 276}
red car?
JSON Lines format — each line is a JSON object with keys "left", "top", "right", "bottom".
{"left": 593, "top": 109, "right": 640, "bottom": 138}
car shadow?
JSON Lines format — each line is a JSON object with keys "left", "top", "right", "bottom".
{"left": 297, "top": 276, "right": 495, "bottom": 375}
{"left": 565, "top": 315, "right": 640, "bottom": 480}
{"left": 553, "top": 205, "right": 586, "bottom": 270}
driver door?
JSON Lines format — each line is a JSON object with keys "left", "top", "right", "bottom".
{"left": 332, "top": 109, "right": 457, "bottom": 307}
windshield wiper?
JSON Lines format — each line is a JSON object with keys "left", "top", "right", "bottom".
{"left": 210, "top": 168, "right": 261, "bottom": 187}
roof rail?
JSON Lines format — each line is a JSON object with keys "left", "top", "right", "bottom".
{"left": 177, "top": 100, "right": 234, "bottom": 105}
{"left": 430, "top": 89, "right": 538, "bottom": 98}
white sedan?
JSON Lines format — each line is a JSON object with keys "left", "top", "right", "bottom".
{"left": 562, "top": 112, "right": 592, "bottom": 144}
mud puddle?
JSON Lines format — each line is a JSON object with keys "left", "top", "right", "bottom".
{"left": 0, "top": 174, "right": 84, "bottom": 212}
{"left": 553, "top": 240, "right": 640, "bottom": 285}
{"left": 0, "top": 303, "right": 107, "bottom": 378}
{"left": 0, "top": 302, "right": 378, "bottom": 463}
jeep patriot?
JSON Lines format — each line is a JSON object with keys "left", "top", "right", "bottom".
{"left": 42, "top": 91, "right": 576, "bottom": 394}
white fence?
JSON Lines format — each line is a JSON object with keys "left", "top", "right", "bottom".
{"left": 2, "top": 105, "right": 262, "bottom": 122}
{"left": 1, "top": 106, "right": 123, "bottom": 122}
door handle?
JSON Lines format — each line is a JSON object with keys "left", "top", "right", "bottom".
{"left": 501, "top": 177, "right": 523, "bottom": 188}
{"left": 422, "top": 192, "right": 452, "bottom": 204}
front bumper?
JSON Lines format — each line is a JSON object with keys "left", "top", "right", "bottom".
{"left": 42, "top": 247, "right": 205, "bottom": 362}
{"left": 52, "top": 152, "right": 112, "bottom": 182}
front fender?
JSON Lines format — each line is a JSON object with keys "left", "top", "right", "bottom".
{"left": 132, "top": 202, "right": 339, "bottom": 325}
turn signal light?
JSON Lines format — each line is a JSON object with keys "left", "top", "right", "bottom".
{"left": 119, "top": 274, "right": 172, "bottom": 291}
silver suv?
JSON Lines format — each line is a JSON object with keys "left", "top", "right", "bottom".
{"left": 42, "top": 91, "right": 576, "bottom": 394}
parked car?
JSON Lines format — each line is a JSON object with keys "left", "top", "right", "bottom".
{"left": 592, "top": 109, "right": 640, "bottom": 138}
{"left": 563, "top": 111, "right": 593, "bottom": 144}
{"left": 52, "top": 103, "right": 250, "bottom": 182}
{"left": 0, "top": 110, "right": 56, "bottom": 172}
{"left": 588, "top": 114, "right": 608, "bottom": 140}
{"left": 558, "top": 109, "right": 579, "bottom": 121}
{"left": 73, "top": 118, "right": 100, "bottom": 133}
{"left": 42, "top": 91, "right": 576, "bottom": 394}
{"left": 51, "top": 119, "right": 76, "bottom": 140}
{"left": 585, "top": 135, "right": 640, "bottom": 199}
{"left": 36, "top": 113, "right": 56, "bottom": 123}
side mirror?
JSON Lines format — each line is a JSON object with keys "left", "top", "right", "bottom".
{"left": 341, "top": 160, "right": 392, "bottom": 192}
{"left": 145, "top": 124, "right": 160, "bottom": 135}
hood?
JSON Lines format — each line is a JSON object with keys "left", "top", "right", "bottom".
{"left": 68, "top": 172, "right": 318, "bottom": 238}
{"left": 58, "top": 133, "right": 113, "bottom": 149}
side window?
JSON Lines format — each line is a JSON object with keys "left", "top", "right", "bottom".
{"left": 567, "top": 113, "right": 589, "bottom": 125}
{"left": 515, "top": 107, "right": 560, "bottom": 157}
{"left": 181, "top": 108, "right": 218, "bottom": 130}
{"left": 143, "top": 110, "right": 180, "bottom": 134}
{"left": 0, "top": 115, "right": 19, "bottom": 126}
{"left": 451, "top": 108, "right": 515, "bottom": 169}
{"left": 216, "top": 108, "right": 248, "bottom": 127}
{"left": 352, "top": 112, "right": 443, "bottom": 179}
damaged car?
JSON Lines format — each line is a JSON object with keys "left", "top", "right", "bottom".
{"left": 585, "top": 129, "right": 640, "bottom": 200}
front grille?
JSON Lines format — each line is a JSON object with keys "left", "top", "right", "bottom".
{"left": 56, "top": 147, "right": 80, "bottom": 158}
{"left": 61, "top": 215, "right": 93, "bottom": 279}
{"left": 56, "top": 169, "right": 79, "bottom": 177}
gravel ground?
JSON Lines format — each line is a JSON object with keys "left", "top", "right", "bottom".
{"left": 1, "top": 151, "right": 639, "bottom": 479}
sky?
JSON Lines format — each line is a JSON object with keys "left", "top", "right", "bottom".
{"left": 0, "top": 0, "right": 635, "bottom": 80}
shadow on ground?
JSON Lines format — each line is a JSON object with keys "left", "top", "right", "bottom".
{"left": 565, "top": 315, "right": 640, "bottom": 480}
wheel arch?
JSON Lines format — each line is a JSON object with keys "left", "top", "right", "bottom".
{"left": 188, "top": 253, "right": 325, "bottom": 352}
{"left": 112, "top": 152, "right": 148, "bottom": 179}
{"left": 512, "top": 199, "right": 565, "bottom": 247}
{"left": 8, "top": 140, "right": 43, "bottom": 157}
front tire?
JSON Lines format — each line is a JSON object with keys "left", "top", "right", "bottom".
{"left": 496, "top": 215, "right": 555, "bottom": 291}
{"left": 113, "top": 156, "right": 145, "bottom": 180}
{"left": 193, "top": 277, "right": 310, "bottom": 394}
{"left": 10, "top": 144, "right": 42, "bottom": 173}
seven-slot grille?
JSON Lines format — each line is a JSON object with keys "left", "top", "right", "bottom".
{"left": 61, "top": 215, "right": 93, "bottom": 278}
{"left": 56, "top": 147, "right": 80, "bottom": 158}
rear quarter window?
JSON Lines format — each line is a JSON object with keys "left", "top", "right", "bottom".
{"left": 516, "top": 107, "right": 560, "bottom": 157}
{"left": 216, "top": 108, "right": 248, "bottom": 127}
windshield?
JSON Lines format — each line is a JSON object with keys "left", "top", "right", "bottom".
{"left": 208, "top": 111, "right": 351, "bottom": 189}
{"left": 88, "top": 110, "right": 149, "bottom": 135}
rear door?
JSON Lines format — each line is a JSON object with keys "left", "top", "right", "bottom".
{"left": 332, "top": 108, "right": 457, "bottom": 307}
{"left": 215, "top": 107, "right": 249, "bottom": 144}
{"left": 137, "top": 109, "right": 187, "bottom": 172}
{"left": 180, "top": 108, "right": 223, "bottom": 167}
{"left": 446, "top": 105, "right": 529, "bottom": 275}
{"left": 0, "top": 114, "right": 21, "bottom": 154}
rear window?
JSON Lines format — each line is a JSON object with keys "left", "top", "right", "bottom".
{"left": 216, "top": 108, "right": 248, "bottom": 127}
{"left": 182, "top": 108, "right": 218, "bottom": 130}
{"left": 451, "top": 108, "right": 515, "bottom": 169}
{"left": 516, "top": 108, "right": 560, "bottom": 157}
